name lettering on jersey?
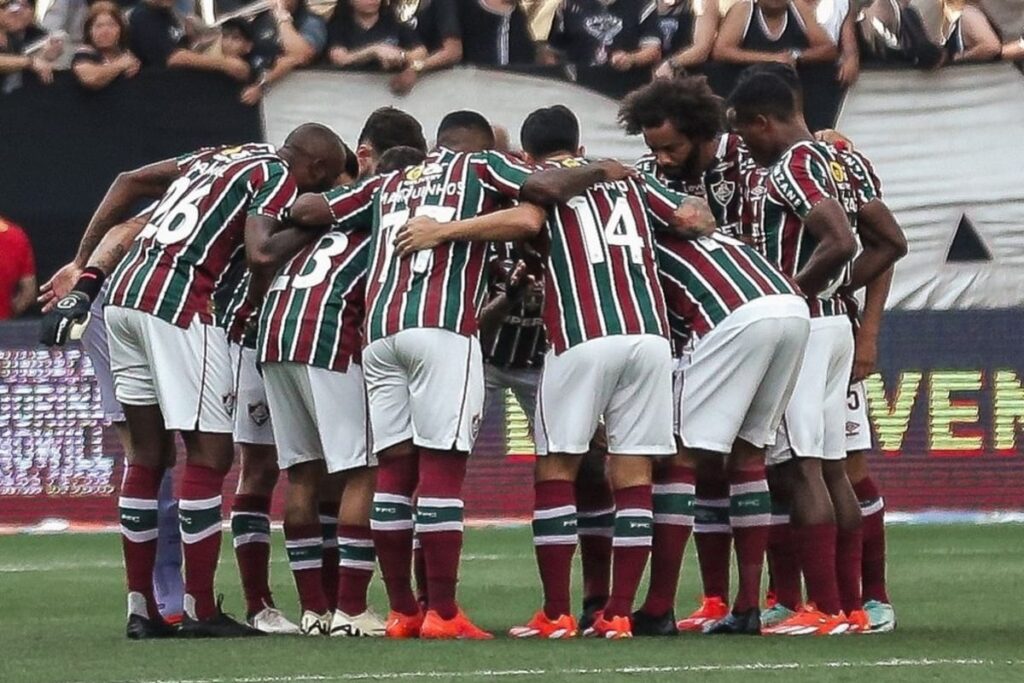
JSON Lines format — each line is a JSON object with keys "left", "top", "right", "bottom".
{"left": 381, "top": 180, "right": 466, "bottom": 206}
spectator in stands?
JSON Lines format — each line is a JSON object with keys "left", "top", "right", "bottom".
{"left": 326, "top": 0, "right": 427, "bottom": 94}
{"left": 459, "top": 0, "right": 536, "bottom": 66}
{"left": 0, "top": 216, "right": 36, "bottom": 320}
{"left": 543, "top": 0, "right": 663, "bottom": 73}
{"left": 242, "top": 0, "right": 326, "bottom": 104}
{"left": 0, "top": 0, "right": 59, "bottom": 91}
{"left": 712, "top": 0, "right": 837, "bottom": 66}
{"left": 396, "top": 0, "right": 463, "bottom": 93}
{"left": 130, "top": 0, "right": 252, "bottom": 82}
{"left": 941, "top": 0, "right": 1001, "bottom": 63}
{"left": 653, "top": 0, "right": 720, "bottom": 78}
{"left": 808, "top": 0, "right": 859, "bottom": 84}
{"left": 71, "top": 3, "right": 141, "bottom": 89}
{"left": 41, "top": 0, "right": 87, "bottom": 63}
{"left": 221, "top": 18, "right": 267, "bottom": 88}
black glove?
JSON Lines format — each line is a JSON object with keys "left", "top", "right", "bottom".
{"left": 40, "top": 291, "right": 92, "bottom": 346}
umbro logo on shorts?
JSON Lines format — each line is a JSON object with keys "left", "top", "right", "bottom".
{"left": 846, "top": 421, "right": 860, "bottom": 437}
{"left": 248, "top": 402, "right": 270, "bottom": 426}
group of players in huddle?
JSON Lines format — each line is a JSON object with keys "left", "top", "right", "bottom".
{"left": 39, "top": 63, "right": 907, "bottom": 641}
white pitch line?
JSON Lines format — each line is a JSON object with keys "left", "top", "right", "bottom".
{"left": 88, "top": 658, "right": 1022, "bottom": 683}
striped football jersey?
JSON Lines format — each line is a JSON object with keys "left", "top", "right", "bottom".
{"left": 324, "top": 148, "right": 536, "bottom": 343}
{"left": 257, "top": 228, "right": 371, "bottom": 372}
{"left": 655, "top": 231, "right": 801, "bottom": 346}
{"left": 539, "top": 157, "right": 672, "bottom": 354}
{"left": 106, "top": 143, "right": 296, "bottom": 328}
{"left": 760, "top": 140, "right": 861, "bottom": 318}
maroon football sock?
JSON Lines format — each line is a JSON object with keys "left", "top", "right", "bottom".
{"left": 231, "top": 493, "right": 273, "bottom": 616}
{"left": 179, "top": 463, "right": 226, "bottom": 620}
{"left": 604, "top": 485, "right": 653, "bottom": 619}
{"left": 533, "top": 480, "right": 577, "bottom": 619}
{"left": 768, "top": 495, "right": 802, "bottom": 610}
{"left": 318, "top": 502, "right": 340, "bottom": 612}
{"left": 575, "top": 473, "right": 613, "bottom": 603}
{"left": 416, "top": 449, "right": 468, "bottom": 620}
{"left": 337, "top": 523, "right": 374, "bottom": 616}
{"left": 694, "top": 477, "right": 731, "bottom": 601}
{"left": 284, "top": 521, "right": 328, "bottom": 614}
{"left": 641, "top": 465, "right": 695, "bottom": 617}
{"left": 795, "top": 522, "right": 840, "bottom": 615}
{"left": 370, "top": 453, "right": 419, "bottom": 616}
{"left": 730, "top": 468, "right": 771, "bottom": 613}
{"left": 837, "top": 526, "right": 864, "bottom": 614}
{"left": 120, "top": 463, "right": 164, "bottom": 619}
{"left": 854, "top": 477, "right": 890, "bottom": 603}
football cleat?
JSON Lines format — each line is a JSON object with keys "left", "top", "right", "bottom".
{"left": 760, "top": 603, "right": 797, "bottom": 629}
{"left": 704, "top": 608, "right": 762, "bottom": 635}
{"left": 125, "top": 592, "right": 177, "bottom": 640}
{"left": 864, "top": 600, "right": 897, "bottom": 633}
{"left": 299, "top": 610, "right": 332, "bottom": 636}
{"left": 179, "top": 596, "right": 265, "bottom": 638}
{"left": 762, "top": 604, "right": 847, "bottom": 636}
{"left": 631, "top": 609, "right": 679, "bottom": 636}
{"left": 676, "top": 596, "right": 729, "bottom": 632}
{"left": 584, "top": 613, "right": 632, "bottom": 639}
{"left": 844, "top": 609, "right": 870, "bottom": 634}
{"left": 578, "top": 595, "right": 606, "bottom": 632}
{"left": 384, "top": 610, "right": 424, "bottom": 639}
{"left": 248, "top": 604, "right": 301, "bottom": 635}
{"left": 420, "top": 609, "right": 493, "bottom": 640}
{"left": 330, "top": 608, "right": 386, "bottom": 637}
{"left": 508, "top": 611, "right": 578, "bottom": 639}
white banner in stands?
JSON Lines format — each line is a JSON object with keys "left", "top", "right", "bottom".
{"left": 262, "top": 67, "right": 647, "bottom": 163}
{"left": 837, "top": 64, "right": 1024, "bottom": 310}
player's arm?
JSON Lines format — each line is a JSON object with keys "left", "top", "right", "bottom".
{"left": 642, "top": 173, "right": 718, "bottom": 238}
{"left": 73, "top": 160, "right": 181, "bottom": 268}
{"left": 850, "top": 266, "right": 892, "bottom": 382}
{"left": 712, "top": 2, "right": 789, "bottom": 64}
{"left": 796, "top": 199, "right": 858, "bottom": 296}
{"left": 519, "top": 159, "right": 636, "bottom": 205}
{"left": 394, "top": 203, "right": 547, "bottom": 256}
{"left": 955, "top": 6, "right": 1001, "bottom": 63}
{"left": 791, "top": 0, "right": 839, "bottom": 64}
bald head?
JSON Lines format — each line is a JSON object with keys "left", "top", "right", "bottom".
{"left": 281, "top": 123, "right": 347, "bottom": 193}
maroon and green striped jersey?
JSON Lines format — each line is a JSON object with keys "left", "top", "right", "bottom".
{"left": 539, "top": 157, "right": 673, "bottom": 354}
{"left": 257, "top": 228, "right": 371, "bottom": 373}
{"left": 106, "top": 143, "right": 296, "bottom": 328}
{"left": 324, "top": 148, "right": 535, "bottom": 343}
{"left": 655, "top": 231, "right": 801, "bottom": 346}
{"left": 635, "top": 133, "right": 757, "bottom": 240}
{"left": 760, "top": 140, "right": 860, "bottom": 318}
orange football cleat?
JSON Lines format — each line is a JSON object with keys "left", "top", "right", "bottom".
{"left": 384, "top": 610, "right": 424, "bottom": 639}
{"left": 585, "top": 613, "right": 633, "bottom": 639}
{"left": 420, "top": 609, "right": 493, "bottom": 640}
{"left": 844, "top": 609, "right": 870, "bottom": 634}
{"left": 762, "top": 604, "right": 849, "bottom": 636}
{"left": 508, "top": 611, "right": 578, "bottom": 639}
{"left": 676, "top": 596, "right": 729, "bottom": 632}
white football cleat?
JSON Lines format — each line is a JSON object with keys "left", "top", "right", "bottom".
{"left": 248, "top": 604, "right": 301, "bottom": 635}
{"left": 329, "top": 608, "right": 387, "bottom": 637}
{"left": 300, "top": 610, "right": 332, "bottom": 636}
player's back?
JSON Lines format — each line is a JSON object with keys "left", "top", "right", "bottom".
{"left": 540, "top": 157, "right": 669, "bottom": 354}
{"left": 258, "top": 227, "right": 371, "bottom": 373}
{"left": 106, "top": 143, "right": 294, "bottom": 328}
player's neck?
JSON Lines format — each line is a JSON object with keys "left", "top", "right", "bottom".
{"left": 775, "top": 120, "right": 814, "bottom": 157}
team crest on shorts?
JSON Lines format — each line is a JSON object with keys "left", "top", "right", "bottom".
{"left": 223, "top": 392, "right": 236, "bottom": 417}
{"left": 248, "top": 401, "right": 270, "bottom": 426}
{"left": 711, "top": 179, "right": 735, "bottom": 206}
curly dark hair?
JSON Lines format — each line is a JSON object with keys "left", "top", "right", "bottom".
{"left": 618, "top": 76, "right": 724, "bottom": 142}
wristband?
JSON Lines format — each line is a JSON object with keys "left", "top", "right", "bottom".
{"left": 73, "top": 267, "right": 106, "bottom": 301}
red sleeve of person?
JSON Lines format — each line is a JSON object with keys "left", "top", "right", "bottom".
{"left": 0, "top": 217, "right": 36, "bottom": 320}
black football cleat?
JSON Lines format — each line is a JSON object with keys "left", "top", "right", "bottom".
{"left": 179, "top": 597, "right": 265, "bottom": 638}
{"left": 578, "top": 596, "right": 606, "bottom": 632}
{"left": 703, "top": 608, "right": 762, "bottom": 635}
{"left": 126, "top": 613, "right": 178, "bottom": 640}
{"left": 631, "top": 609, "right": 679, "bottom": 636}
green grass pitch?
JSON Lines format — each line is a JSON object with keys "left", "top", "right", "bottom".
{"left": 2, "top": 524, "right": 1022, "bottom": 683}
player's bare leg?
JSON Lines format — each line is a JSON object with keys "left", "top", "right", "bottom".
{"left": 232, "top": 444, "right": 289, "bottom": 631}
{"left": 575, "top": 436, "right": 613, "bottom": 630}
{"left": 417, "top": 447, "right": 491, "bottom": 639}
{"left": 679, "top": 456, "right": 731, "bottom": 632}
{"left": 635, "top": 445, "right": 695, "bottom": 636}
{"left": 119, "top": 404, "right": 177, "bottom": 639}
{"left": 824, "top": 458, "right": 866, "bottom": 629}
{"left": 319, "top": 473, "right": 343, "bottom": 614}
{"left": 510, "top": 453, "right": 583, "bottom": 639}
{"left": 370, "top": 441, "right": 422, "bottom": 637}
{"left": 332, "top": 466, "right": 383, "bottom": 636}
{"left": 764, "top": 464, "right": 802, "bottom": 626}
{"left": 706, "top": 439, "right": 771, "bottom": 635}
{"left": 846, "top": 452, "right": 894, "bottom": 631}
{"left": 282, "top": 459, "right": 331, "bottom": 635}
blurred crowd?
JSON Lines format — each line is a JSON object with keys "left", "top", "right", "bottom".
{"left": 1, "top": 0, "right": 1022, "bottom": 101}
